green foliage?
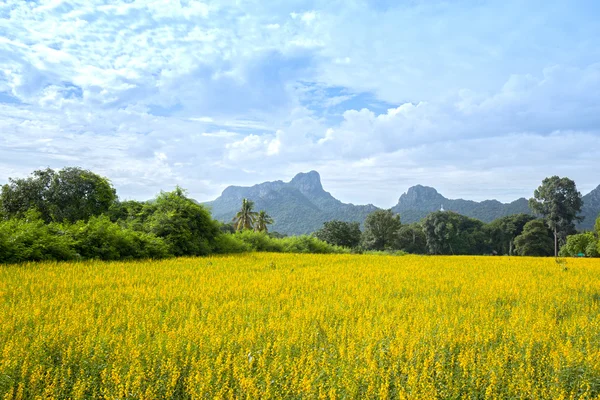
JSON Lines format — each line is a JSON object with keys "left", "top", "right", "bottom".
{"left": 0, "top": 211, "right": 76, "bottom": 263}
{"left": 233, "top": 230, "right": 285, "bottom": 252}
{"left": 279, "top": 235, "right": 348, "bottom": 254}
{"left": 254, "top": 210, "right": 274, "bottom": 233}
{"left": 233, "top": 198, "right": 258, "bottom": 231}
{"left": 313, "top": 220, "right": 362, "bottom": 249}
{"left": 143, "top": 188, "right": 220, "bottom": 257}
{"left": 487, "top": 214, "right": 536, "bottom": 255}
{"left": 559, "top": 232, "right": 599, "bottom": 257}
{"left": 514, "top": 220, "right": 554, "bottom": 256}
{"left": 212, "top": 233, "right": 252, "bottom": 254}
{"left": 395, "top": 223, "right": 427, "bottom": 254}
{"left": 422, "top": 211, "right": 488, "bottom": 255}
{"left": 219, "top": 231, "right": 348, "bottom": 254}
{"left": 529, "top": 176, "right": 584, "bottom": 256}
{"left": 0, "top": 167, "right": 117, "bottom": 223}
{"left": 361, "top": 210, "right": 402, "bottom": 251}
{"left": 67, "top": 216, "right": 170, "bottom": 260}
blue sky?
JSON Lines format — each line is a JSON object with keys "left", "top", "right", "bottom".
{"left": 1, "top": 0, "right": 599, "bottom": 207}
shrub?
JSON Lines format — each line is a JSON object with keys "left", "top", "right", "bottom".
{"left": 234, "top": 230, "right": 284, "bottom": 252}
{"left": 0, "top": 213, "right": 76, "bottom": 263}
{"left": 280, "top": 235, "right": 348, "bottom": 254}
{"left": 213, "top": 234, "right": 252, "bottom": 254}
{"left": 67, "top": 216, "right": 170, "bottom": 261}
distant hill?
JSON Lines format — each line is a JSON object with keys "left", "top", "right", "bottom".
{"left": 580, "top": 185, "right": 600, "bottom": 231}
{"left": 204, "top": 172, "right": 600, "bottom": 235}
{"left": 204, "top": 171, "right": 378, "bottom": 235}
{"left": 391, "top": 185, "right": 531, "bottom": 223}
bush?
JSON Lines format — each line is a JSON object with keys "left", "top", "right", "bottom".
{"left": 213, "top": 234, "right": 251, "bottom": 254}
{"left": 233, "top": 230, "right": 285, "bottom": 252}
{"left": 0, "top": 213, "right": 76, "bottom": 263}
{"left": 67, "top": 216, "right": 170, "bottom": 261}
{"left": 280, "top": 235, "right": 348, "bottom": 254}
{"left": 226, "top": 231, "right": 348, "bottom": 254}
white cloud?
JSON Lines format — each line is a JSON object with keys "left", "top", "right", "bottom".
{"left": 0, "top": 0, "right": 599, "bottom": 207}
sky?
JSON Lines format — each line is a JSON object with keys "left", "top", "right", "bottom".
{"left": 1, "top": 0, "right": 599, "bottom": 208}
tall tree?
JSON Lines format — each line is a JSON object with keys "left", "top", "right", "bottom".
{"left": 361, "top": 210, "right": 402, "bottom": 251}
{"left": 0, "top": 167, "right": 117, "bottom": 223}
{"left": 529, "top": 176, "right": 583, "bottom": 257}
{"left": 254, "top": 210, "right": 274, "bottom": 233}
{"left": 232, "top": 198, "right": 258, "bottom": 231}
{"left": 313, "top": 220, "right": 362, "bottom": 249}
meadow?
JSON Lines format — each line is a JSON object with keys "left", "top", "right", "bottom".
{"left": 1, "top": 254, "right": 600, "bottom": 399}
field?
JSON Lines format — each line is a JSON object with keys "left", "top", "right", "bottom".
{"left": 1, "top": 254, "right": 600, "bottom": 399}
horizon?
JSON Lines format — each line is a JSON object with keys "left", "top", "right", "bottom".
{"left": 1, "top": 1, "right": 599, "bottom": 207}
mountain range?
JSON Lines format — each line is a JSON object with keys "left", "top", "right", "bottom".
{"left": 204, "top": 171, "right": 600, "bottom": 235}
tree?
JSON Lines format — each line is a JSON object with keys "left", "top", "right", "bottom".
{"left": 513, "top": 220, "right": 554, "bottom": 256}
{"left": 313, "top": 220, "right": 362, "bottom": 249}
{"left": 232, "top": 199, "right": 258, "bottom": 231}
{"left": 395, "top": 223, "right": 427, "bottom": 254}
{"left": 529, "top": 176, "right": 583, "bottom": 257}
{"left": 254, "top": 210, "right": 274, "bottom": 233}
{"left": 145, "top": 187, "right": 220, "bottom": 256}
{"left": 559, "top": 232, "right": 599, "bottom": 257}
{"left": 0, "top": 167, "right": 117, "bottom": 223}
{"left": 487, "top": 214, "right": 536, "bottom": 255}
{"left": 361, "top": 210, "right": 401, "bottom": 251}
{"left": 422, "top": 211, "right": 488, "bottom": 255}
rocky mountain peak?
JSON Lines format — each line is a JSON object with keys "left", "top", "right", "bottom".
{"left": 398, "top": 185, "right": 444, "bottom": 206}
{"left": 289, "top": 171, "right": 324, "bottom": 195}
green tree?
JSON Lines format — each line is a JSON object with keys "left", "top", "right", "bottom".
{"left": 313, "top": 220, "right": 362, "bottom": 249}
{"left": 361, "top": 210, "right": 402, "bottom": 251}
{"left": 395, "top": 223, "right": 427, "bottom": 254}
{"left": 529, "top": 176, "right": 583, "bottom": 257}
{"left": 0, "top": 167, "right": 117, "bottom": 223}
{"left": 422, "top": 211, "right": 488, "bottom": 255}
{"left": 513, "top": 220, "right": 554, "bottom": 256}
{"left": 559, "top": 232, "right": 599, "bottom": 257}
{"left": 487, "top": 214, "right": 536, "bottom": 255}
{"left": 145, "top": 187, "right": 220, "bottom": 256}
{"left": 233, "top": 199, "right": 258, "bottom": 232}
{"left": 254, "top": 210, "right": 274, "bottom": 233}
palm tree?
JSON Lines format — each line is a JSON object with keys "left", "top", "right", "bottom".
{"left": 232, "top": 198, "right": 258, "bottom": 231}
{"left": 254, "top": 210, "right": 274, "bottom": 233}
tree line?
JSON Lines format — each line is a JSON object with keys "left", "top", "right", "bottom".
{"left": 313, "top": 176, "right": 599, "bottom": 257}
{"left": 0, "top": 167, "right": 598, "bottom": 263}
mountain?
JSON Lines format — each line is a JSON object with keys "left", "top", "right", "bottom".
{"left": 391, "top": 185, "right": 531, "bottom": 223}
{"left": 205, "top": 172, "right": 600, "bottom": 235}
{"left": 580, "top": 185, "right": 600, "bottom": 230}
{"left": 204, "top": 171, "right": 378, "bottom": 235}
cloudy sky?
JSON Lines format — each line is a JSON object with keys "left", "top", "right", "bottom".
{"left": 1, "top": 0, "right": 599, "bottom": 207}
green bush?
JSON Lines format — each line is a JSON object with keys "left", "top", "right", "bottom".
{"left": 280, "top": 235, "right": 348, "bottom": 254}
{"left": 67, "top": 216, "right": 170, "bottom": 261}
{"left": 0, "top": 213, "right": 76, "bottom": 263}
{"left": 233, "top": 230, "right": 285, "bottom": 252}
{"left": 213, "top": 234, "right": 251, "bottom": 254}
{"left": 227, "top": 231, "right": 347, "bottom": 254}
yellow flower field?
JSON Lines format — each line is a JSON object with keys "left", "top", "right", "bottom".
{"left": 1, "top": 253, "right": 600, "bottom": 399}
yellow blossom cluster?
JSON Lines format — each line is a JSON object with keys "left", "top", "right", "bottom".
{"left": 1, "top": 254, "right": 600, "bottom": 399}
